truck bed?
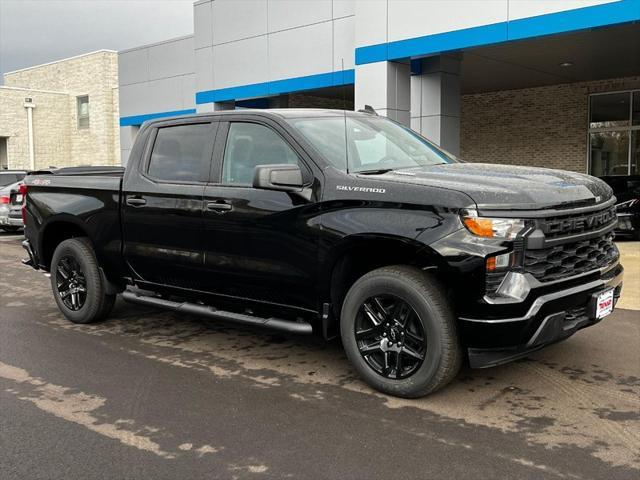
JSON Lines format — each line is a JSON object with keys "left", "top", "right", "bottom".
{"left": 23, "top": 166, "right": 125, "bottom": 279}
{"left": 28, "top": 166, "right": 125, "bottom": 177}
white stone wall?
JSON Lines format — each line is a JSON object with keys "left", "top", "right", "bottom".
{"left": 2, "top": 50, "right": 120, "bottom": 168}
{"left": 0, "top": 87, "right": 70, "bottom": 170}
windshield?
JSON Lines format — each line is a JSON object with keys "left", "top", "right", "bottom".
{"left": 287, "top": 115, "right": 458, "bottom": 173}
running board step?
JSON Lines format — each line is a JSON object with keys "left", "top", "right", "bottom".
{"left": 121, "top": 290, "right": 313, "bottom": 335}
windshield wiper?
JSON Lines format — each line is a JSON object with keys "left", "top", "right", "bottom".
{"left": 356, "top": 168, "right": 394, "bottom": 175}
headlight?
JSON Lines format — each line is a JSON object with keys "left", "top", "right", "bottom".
{"left": 462, "top": 210, "right": 525, "bottom": 240}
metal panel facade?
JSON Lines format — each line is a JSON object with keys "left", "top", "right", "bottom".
{"left": 118, "top": 0, "right": 638, "bottom": 127}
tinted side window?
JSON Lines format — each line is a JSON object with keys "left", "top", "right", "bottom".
{"left": 148, "top": 124, "right": 211, "bottom": 182}
{"left": 222, "top": 123, "right": 300, "bottom": 185}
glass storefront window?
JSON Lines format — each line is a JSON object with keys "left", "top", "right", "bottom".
{"left": 589, "top": 92, "right": 630, "bottom": 129}
{"left": 589, "top": 91, "right": 639, "bottom": 177}
{"left": 590, "top": 132, "right": 629, "bottom": 177}
{"left": 631, "top": 131, "right": 639, "bottom": 175}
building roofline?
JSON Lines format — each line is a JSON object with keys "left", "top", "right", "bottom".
{"left": 118, "top": 34, "right": 194, "bottom": 54}
{"left": 4, "top": 49, "right": 117, "bottom": 76}
{"left": 0, "top": 85, "right": 68, "bottom": 95}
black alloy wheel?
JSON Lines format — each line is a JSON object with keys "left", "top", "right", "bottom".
{"left": 55, "top": 255, "right": 88, "bottom": 311}
{"left": 355, "top": 294, "right": 427, "bottom": 379}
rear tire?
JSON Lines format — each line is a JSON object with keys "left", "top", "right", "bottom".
{"left": 340, "top": 265, "right": 462, "bottom": 398}
{"left": 50, "top": 238, "right": 115, "bottom": 324}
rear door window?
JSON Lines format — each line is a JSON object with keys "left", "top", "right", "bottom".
{"left": 147, "top": 124, "right": 212, "bottom": 183}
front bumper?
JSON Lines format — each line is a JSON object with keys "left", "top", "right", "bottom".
{"left": 461, "top": 262, "right": 624, "bottom": 368}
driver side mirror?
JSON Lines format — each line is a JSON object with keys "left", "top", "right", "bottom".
{"left": 253, "top": 164, "right": 304, "bottom": 192}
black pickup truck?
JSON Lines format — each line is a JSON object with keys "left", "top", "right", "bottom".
{"left": 21, "top": 109, "right": 623, "bottom": 398}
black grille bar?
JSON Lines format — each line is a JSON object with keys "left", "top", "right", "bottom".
{"left": 524, "top": 232, "right": 618, "bottom": 283}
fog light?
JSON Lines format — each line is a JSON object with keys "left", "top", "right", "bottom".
{"left": 495, "top": 272, "right": 530, "bottom": 301}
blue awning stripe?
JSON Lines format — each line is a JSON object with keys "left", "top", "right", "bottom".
{"left": 355, "top": 0, "right": 640, "bottom": 65}
{"left": 196, "top": 69, "right": 355, "bottom": 105}
{"left": 119, "top": 108, "right": 197, "bottom": 127}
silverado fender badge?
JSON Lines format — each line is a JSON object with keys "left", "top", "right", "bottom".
{"left": 336, "top": 185, "right": 386, "bottom": 194}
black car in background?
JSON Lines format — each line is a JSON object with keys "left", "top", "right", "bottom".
{"left": 600, "top": 175, "right": 640, "bottom": 240}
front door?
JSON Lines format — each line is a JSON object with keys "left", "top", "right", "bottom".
{"left": 122, "top": 120, "right": 217, "bottom": 288}
{"left": 201, "top": 119, "right": 321, "bottom": 310}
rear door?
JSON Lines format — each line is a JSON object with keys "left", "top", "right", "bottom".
{"left": 200, "top": 117, "right": 322, "bottom": 309}
{"left": 122, "top": 119, "right": 218, "bottom": 288}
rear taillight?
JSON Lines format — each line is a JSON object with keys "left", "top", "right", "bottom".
{"left": 19, "top": 183, "right": 28, "bottom": 224}
{"left": 0, "top": 195, "right": 9, "bottom": 204}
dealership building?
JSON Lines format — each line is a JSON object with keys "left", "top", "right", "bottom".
{"left": 118, "top": 0, "right": 639, "bottom": 176}
{"left": 1, "top": 51, "right": 121, "bottom": 170}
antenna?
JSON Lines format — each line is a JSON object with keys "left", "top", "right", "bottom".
{"left": 341, "top": 58, "right": 350, "bottom": 174}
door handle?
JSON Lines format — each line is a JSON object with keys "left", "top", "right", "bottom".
{"left": 126, "top": 196, "right": 147, "bottom": 207}
{"left": 206, "top": 201, "right": 232, "bottom": 213}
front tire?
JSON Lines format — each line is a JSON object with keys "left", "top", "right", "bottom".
{"left": 340, "top": 265, "right": 462, "bottom": 398}
{"left": 50, "top": 238, "right": 115, "bottom": 324}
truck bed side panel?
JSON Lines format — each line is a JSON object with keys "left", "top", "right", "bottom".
{"left": 25, "top": 174, "right": 126, "bottom": 281}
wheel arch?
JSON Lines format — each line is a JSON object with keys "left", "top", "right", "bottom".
{"left": 40, "top": 217, "right": 123, "bottom": 294}
{"left": 38, "top": 215, "right": 91, "bottom": 270}
{"left": 321, "top": 234, "right": 449, "bottom": 318}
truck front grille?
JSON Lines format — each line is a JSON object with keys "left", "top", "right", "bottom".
{"left": 524, "top": 232, "right": 618, "bottom": 282}
{"left": 484, "top": 203, "right": 619, "bottom": 296}
{"left": 537, "top": 206, "right": 617, "bottom": 239}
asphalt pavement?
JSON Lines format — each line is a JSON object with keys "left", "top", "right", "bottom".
{"left": 0, "top": 232, "right": 638, "bottom": 479}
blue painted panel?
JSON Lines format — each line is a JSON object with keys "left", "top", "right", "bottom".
{"left": 354, "top": 43, "right": 387, "bottom": 66}
{"left": 508, "top": 0, "right": 640, "bottom": 40}
{"left": 268, "top": 70, "right": 355, "bottom": 95}
{"left": 119, "top": 109, "right": 197, "bottom": 127}
{"left": 355, "top": 0, "right": 640, "bottom": 65}
{"left": 196, "top": 69, "right": 355, "bottom": 104}
{"left": 200, "top": 83, "right": 270, "bottom": 104}
{"left": 387, "top": 22, "right": 507, "bottom": 61}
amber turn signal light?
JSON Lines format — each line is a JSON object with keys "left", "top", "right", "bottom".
{"left": 463, "top": 217, "right": 494, "bottom": 238}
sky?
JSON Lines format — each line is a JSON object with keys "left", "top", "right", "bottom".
{"left": 0, "top": 0, "right": 194, "bottom": 82}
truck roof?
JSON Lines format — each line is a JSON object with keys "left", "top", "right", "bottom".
{"left": 143, "top": 108, "right": 376, "bottom": 126}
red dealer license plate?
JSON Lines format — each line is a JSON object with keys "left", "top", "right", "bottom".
{"left": 593, "top": 288, "right": 615, "bottom": 319}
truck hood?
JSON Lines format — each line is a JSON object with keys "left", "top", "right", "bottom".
{"left": 362, "top": 163, "right": 613, "bottom": 211}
